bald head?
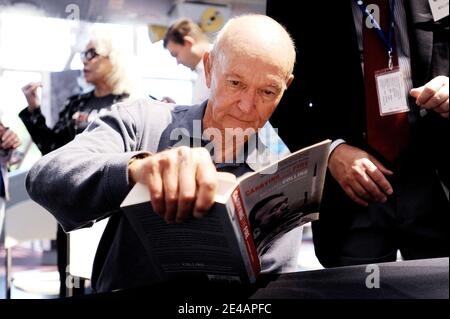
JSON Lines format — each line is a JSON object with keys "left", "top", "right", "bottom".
{"left": 202, "top": 14, "right": 296, "bottom": 137}
{"left": 211, "top": 14, "right": 296, "bottom": 78}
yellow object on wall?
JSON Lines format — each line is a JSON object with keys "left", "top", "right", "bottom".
{"left": 199, "top": 7, "right": 225, "bottom": 33}
{"left": 148, "top": 24, "right": 168, "bottom": 43}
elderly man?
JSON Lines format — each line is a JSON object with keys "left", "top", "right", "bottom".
{"left": 26, "top": 15, "right": 296, "bottom": 293}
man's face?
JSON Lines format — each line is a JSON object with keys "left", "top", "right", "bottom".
{"left": 82, "top": 41, "right": 113, "bottom": 86}
{"left": 166, "top": 40, "right": 198, "bottom": 70}
{"left": 204, "top": 48, "right": 292, "bottom": 132}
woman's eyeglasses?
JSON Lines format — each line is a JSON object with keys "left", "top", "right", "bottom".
{"left": 81, "top": 48, "right": 101, "bottom": 62}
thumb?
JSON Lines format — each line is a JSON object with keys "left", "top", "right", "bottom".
{"left": 410, "top": 86, "right": 423, "bottom": 98}
{"left": 370, "top": 155, "right": 393, "bottom": 176}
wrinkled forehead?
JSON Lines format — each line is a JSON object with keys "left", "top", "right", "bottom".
{"left": 215, "top": 36, "right": 292, "bottom": 78}
{"left": 214, "top": 17, "right": 295, "bottom": 73}
{"left": 214, "top": 45, "right": 290, "bottom": 85}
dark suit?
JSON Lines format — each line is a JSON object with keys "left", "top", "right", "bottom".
{"left": 267, "top": 0, "right": 449, "bottom": 266}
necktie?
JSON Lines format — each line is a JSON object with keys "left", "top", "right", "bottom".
{"left": 362, "top": 0, "right": 410, "bottom": 162}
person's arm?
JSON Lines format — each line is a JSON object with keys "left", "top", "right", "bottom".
{"left": 328, "top": 144, "right": 394, "bottom": 207}
{"left": 26, "top": 100, "right": 218, "bottom": 232}
{"left": 328, "top": 76, "right": 449, "bottom": 207}
{"left": 0, "top": 122, "right": 21, "bottom": 164}
{"left": 20, "top": 82, "right": 80, "bottom": 154}
{"left": 26, "top": 102, "right": 148, "bottom": 232}
{"left": 19, "top": 99, "right": 77, "bottom": 155}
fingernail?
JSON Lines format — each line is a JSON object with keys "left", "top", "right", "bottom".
{"left": 387, "top": 189, "right": 393, "bottom": 195}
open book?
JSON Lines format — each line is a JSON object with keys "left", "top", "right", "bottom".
{"left": 121, "top": 140, "right": 331, "bottom": 284}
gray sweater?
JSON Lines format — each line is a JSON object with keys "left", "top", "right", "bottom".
{"left": 27, "top": 99, "right": 302, "bottom": 292}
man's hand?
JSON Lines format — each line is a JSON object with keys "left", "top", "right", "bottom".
{"left": 410, "top": 76, "right": 449, "bottom": 118}
{"left": 161, "top": 96, "right": 176, "bottom": 104}
{"left": 0, "top": 125, "right": 21, "bottom": 150}
{"left": 328, "top": 144, "right": 394, "bottom": 207}
{"left": 21, "top": 82, "right": 42, "bottom": 112}
{"left": 128, "top": 147, "right": 218, "bottom": 224}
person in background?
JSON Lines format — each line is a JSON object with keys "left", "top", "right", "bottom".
{"left": 163, "top": 18, "right": 212, "bottom": 104}
{"left": 19, "top": 30, "right": 132, "bottom": 297}
{"left": 20, "top": 31, "right": 132, "bottom": 155}
{"left": 315, "top": 0, "right": 449, "bottom": 267}
{"left": 267, "top": 0, "right": 448, "bottom": 267}
{"left": 0, "top": 118, "right": 21, "bottom": 238}
{"left": 26, "top": 14, "right": 298, "bottom": 293}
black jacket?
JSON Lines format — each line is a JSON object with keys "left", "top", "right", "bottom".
{"left": 267, "top": 0, "right": 448, "bottom": 185}
{"left": 19, "top": 91, "right": 127, "bottom": 155}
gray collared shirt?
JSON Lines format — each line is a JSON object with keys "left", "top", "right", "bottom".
{"left": 27, "top": 98, "right": 302, "bottom": 292}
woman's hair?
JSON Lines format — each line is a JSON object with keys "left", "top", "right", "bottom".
{"left": 89, "top": 29, "right": 133, "bottom": 95}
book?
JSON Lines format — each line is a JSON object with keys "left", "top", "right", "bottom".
{"left": 120, "top": 139, "right": 331, "bottom": 284}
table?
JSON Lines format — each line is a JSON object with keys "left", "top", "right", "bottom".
{"left": 86, "top": 257, "right": 448, "bottom": 300}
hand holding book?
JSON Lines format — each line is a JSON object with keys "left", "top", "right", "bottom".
{"left": 121, "top": 140, "right": 331, "bottom": 284}
{"left": 127, "top": 146, "right": 218, "bottom": 224}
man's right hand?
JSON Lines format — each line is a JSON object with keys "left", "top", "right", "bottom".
{"left": 21, "top": 82, "right": 42, "bottom": 112}
{"left": 328, "top": 144, "right": 394, "bottom": 207}
{"left": 128, "top": 146, "right": 218, "bottom": 224}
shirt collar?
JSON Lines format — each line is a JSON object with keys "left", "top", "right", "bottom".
{"left": 171, "top": 101, "right": 282, "bottom": 172}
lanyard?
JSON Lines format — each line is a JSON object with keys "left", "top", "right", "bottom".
{"left": 355, "top": 0, "right": 396, "bottom": 69}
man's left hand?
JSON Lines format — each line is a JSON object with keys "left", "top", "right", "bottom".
{"left": 410, "top": 76, "right": 449, "bottom": 118}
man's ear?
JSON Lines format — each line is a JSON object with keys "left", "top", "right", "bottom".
{"left": 183, "top": 35, "right": 195, "bottom": 48}
{"left": 286, "top": 74, "right": 294, "bottom": 88}
{"left": 203, "top": 51, "right": 212, "bottom": 88}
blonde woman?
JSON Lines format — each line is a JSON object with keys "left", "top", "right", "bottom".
{"left": 19, "top": 30, "right": 132, "bottom": 297}
{"left": 20, "top": 30, "right": 132, "bottom": 155}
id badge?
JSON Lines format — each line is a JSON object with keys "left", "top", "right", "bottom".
{"left": 428, "top": 0, "right": 449, "bottom": 22}
{"left": 374, "top": 67, "right": 409, "bottom": 116}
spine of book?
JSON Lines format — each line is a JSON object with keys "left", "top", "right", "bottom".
{"left": 231, "top": 186, "right": 261, "bottom": 279}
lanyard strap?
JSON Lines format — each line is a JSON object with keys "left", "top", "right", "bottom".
{"left": 355, "top": 0, "right": 396, "bottom": 69}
